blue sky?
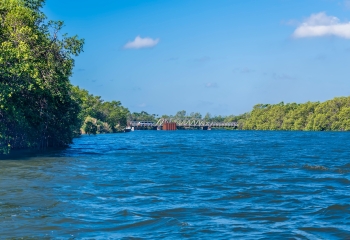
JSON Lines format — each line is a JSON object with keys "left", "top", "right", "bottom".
{"left": 45, "top": 0, "right": 350, "bottom": 116}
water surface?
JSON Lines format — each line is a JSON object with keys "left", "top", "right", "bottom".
{"left": 1, "top": 131, "right": 350, "bottom": 239}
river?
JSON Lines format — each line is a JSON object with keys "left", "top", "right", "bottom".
{"left": 1, "top": 131, "right": 350, "bottom": 239}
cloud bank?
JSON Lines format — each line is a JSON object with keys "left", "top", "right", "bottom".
{"left": 124, "top": 36, "right": 159, "bottom": 49}
{"left": 293, "top": 12, "right": 350, "bottom": 39}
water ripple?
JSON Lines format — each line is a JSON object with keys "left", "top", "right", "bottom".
{"left": 1, "top": 131, "right": 350, "bottom": 238}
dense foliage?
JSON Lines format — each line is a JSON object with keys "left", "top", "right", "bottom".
{"left": 161, "top": 111, "right": 203, "bottom": 120}
{"left": 71, "top": 86, "right": 129, "bottom": 135}
{"left": 241, "top": 97, "right": 350, "bottom": 131}
{"left": 0, "top": 0, "right": 84, "bottom": 153}
{"left": 128, "top": 111, "right": 157, "bottom": 122}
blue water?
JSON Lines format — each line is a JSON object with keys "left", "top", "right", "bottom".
{"left": 1, "top": 131, "right": 350, "bottom": 239}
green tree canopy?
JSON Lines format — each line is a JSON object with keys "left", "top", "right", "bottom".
{"left": 240, "top": 97, "right": 350, "bottom": 131}
{"left": 0, "top": 0, "right": 84, "bottom": 153}
{"left": 71, "top": 86, "right": 130, "bottom": 133}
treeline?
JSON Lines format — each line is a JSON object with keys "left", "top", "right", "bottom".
{"left": 240, "top": 97, "right": 350, "bottom": 131}
{"left": 128, "top": 111, "right": 157, "bottom": 122}
{"left": 160, "top": 97, "right": 350, "bottom": 131}
{"left": 118, "top": 96, "right": 350, "bottom": 131}
{"left": 160, "top": 111, "right": 223, "bottom": 122}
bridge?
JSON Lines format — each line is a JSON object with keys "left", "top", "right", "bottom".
{"left": 155, "top": 118, "right": 237, "bottom": 128}
{"left": 129, "top": 119, "right": 237, "bottom": 129}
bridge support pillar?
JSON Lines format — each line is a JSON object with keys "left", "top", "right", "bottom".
{"left": 163, "top": 122, "right": 177, "bottom": 130}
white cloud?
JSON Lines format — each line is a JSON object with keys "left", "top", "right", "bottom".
{"left": 138, "top": 103, "right": 146, "bottom": 107}
{"left": 293, "top": 12, "right": 350, "bottom": 39}
{"left": 124, "top": 36, "right": 159, "bottom": 49}
{"left": 205, "top": 82, "right": 218, "bottom": 88}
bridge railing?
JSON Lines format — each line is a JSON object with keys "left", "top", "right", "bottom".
{"left": 128, "top": 119, "right": 238, "bottom": 127}
{"left": 154, "top": 118, "right": 237, "bottom": 127}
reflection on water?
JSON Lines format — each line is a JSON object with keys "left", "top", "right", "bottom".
{"left": 1, "top": 131, "right": 350, "bottom": 238}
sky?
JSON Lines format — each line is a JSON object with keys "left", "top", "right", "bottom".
{"left": 44, "top": 0, "right": 350, "bottom": 116}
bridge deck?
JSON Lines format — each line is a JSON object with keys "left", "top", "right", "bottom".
{"left": 129, "top": 119, "right": 237, "bottom": 128}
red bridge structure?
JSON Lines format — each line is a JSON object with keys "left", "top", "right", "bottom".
{"left": 162, "top": 122, "right": 177, "bottom": 131}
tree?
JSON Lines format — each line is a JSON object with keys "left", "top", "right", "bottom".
{"left": 204, "top": 113, "right": 211, "bottom": 122}
{"left": 175, "top": 110, "right": 186, "bottom": 119}
{"left": 240, "top": 97, "right": 350, "bottom": 131}
{"left": 0, "top": 0, "right": 84, "bottom": 153}
{"left": 83, "top": 117, "right": 98, "bottom": 135}
{"left": 128, "top": 111, "right": 155, "bottom": 122}
{"left": 189, "top": 112, "right": 202, "bottom": 119}
{"left": 338, "top": 107, "right": 350, "bottom": 131}
{"left": 71, "top": 86, "right": 130, "bottom": 133}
